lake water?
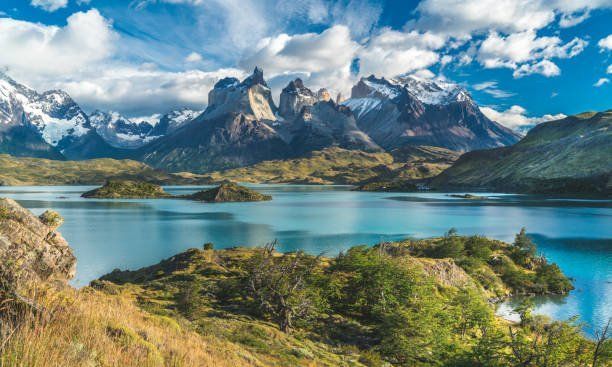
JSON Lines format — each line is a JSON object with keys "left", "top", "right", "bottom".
{"left": 1, "top": 185, "right": 610, "bottom": 335}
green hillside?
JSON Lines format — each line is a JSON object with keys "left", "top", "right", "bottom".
{"left": 432, "top": 110, "right": 612, "bottom": 195}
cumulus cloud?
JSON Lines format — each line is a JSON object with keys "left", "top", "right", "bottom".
{"left": 607, "top": 65, "right": 612, "bottom": 74}
{"left": 477, "top": 31, "right": 586, "bottom": 75}
{"left": 593, "top": 78, "right": 609, "bottom": 87}
{"left": 481, "top": 105, "right": 566, "bottom": 131}
{"left": 0, "top": 10, "right": 116, "bottom": 77}
{"left": 513, "top": 60, "right": 561, "bottom": 78}
{"left": 598, "top": 34, "right": 612, "bottom": 51}
{"left": 54, "top": 65, "right": 246, "bottom": 117}
{"left": 414, "top": 0, "right": 612, "bottom": 36}
{"left": 31, "top": 0, "right": 68, "bottom": 12}
{"left": 239, "top": 25, "right": 359, "bottom": 96}
{"left": 357, "top": 29, "right": 444, "bottom": 77}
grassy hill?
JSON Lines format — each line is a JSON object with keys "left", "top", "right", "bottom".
{"left": 0, "top": 154, "right": 212, "bottom": 186}
{"left": 431, "top": 111, "right": 612, "bottom": 195}
{"left": 204, "top": 146, "right": 458, "bottom": 185}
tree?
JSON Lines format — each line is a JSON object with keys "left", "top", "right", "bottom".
{"left": 511, "top": 228, "right": 537, "bottom": 267}
{"left": 329, "top": 245, "right": 424, "bottom": 320}
{"left": 593, "top": 319, "right": 611, "bottom": 367}
{"left": 432, "top": 228, "right": 465, "bottom": 259}
{"left": 244, "top": 241, "right": 324, "bottom": 332}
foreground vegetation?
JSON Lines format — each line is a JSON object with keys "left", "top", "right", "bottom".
{"left": 1, "top": 218, "right": 609, "bottom": 366}
{"left": 0, "top": 154, "right": 212, "bottom": 186}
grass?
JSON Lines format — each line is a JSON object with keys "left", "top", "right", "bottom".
{"left": 0, "top": 283, "right": 267, "bottom": 367}
{"left": 0, "top": 155, "right": 211, "bottom": 186}
{"left": 204, "top": 146, "right": 457, "bottom": 185}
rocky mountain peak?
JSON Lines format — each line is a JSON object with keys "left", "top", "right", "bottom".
{"left": 243, "top": 66, "right": 267, "bottom": 87}
{"left": 205, "top": 67, "right": 276, "bottom": 121}
{"left": 279, "top": 78, "right": 318, "bottom": 118}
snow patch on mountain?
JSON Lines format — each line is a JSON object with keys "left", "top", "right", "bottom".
{"left": 394, "top": 75, "right": 471, "bottom": 105}
{"left": 0, "top": 73, "right": 91, "bottom": 149}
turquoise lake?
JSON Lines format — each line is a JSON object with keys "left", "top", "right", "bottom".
{"left": 1, "top": 185, "right": 610, "bottom": 335}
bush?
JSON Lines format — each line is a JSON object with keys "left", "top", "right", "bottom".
{"left": 431, "top": 228, "right": 465, "bottom": 259}
{"left": 202, "top": 242, "right": 214, "bottom": 250}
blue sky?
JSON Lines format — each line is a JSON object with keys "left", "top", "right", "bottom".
{"left": 0, "top": 0, "right": 610, "bottom": 130}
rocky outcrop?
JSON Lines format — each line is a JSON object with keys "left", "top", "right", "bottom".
{"left": 0, "top": 198, "right": 76, "bottom": 284}
{"left": 278, "top": 79, "right": 318, "bottom": 119}
{"left": 82, "top": 180, "right": 172, "bottom": 199}
{"left": 185, "top": 182, "right": 272, "bottom": 202}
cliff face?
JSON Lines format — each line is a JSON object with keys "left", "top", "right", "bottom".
{"left": 0, "top": 198, "right": 76, "bottom": 284}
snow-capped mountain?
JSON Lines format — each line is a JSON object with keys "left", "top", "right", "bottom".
{"left": 89, "top": 109, "right": 201, "bottom": 149}
{"left": 0, "top": 74, "right": 64, "bottom": 159}
{"left": 0, "top": 72, "right": 123, "bottom": 160}
{"left": 146, "top": 108, "right": 201, "bottom": 137}
{"left": 90, "top": 111, "right": 154, "bottom": 149}
{"left": 342, "top": 75, "right": 521, "bottom": 152}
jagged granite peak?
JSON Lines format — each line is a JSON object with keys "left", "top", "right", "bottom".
{"left": 343, "top": 74, "right": 521, "bottom": 152}
{"left": 205, "top": 67, "right": 276, "bottom": 121}
{"left": 290, "top": 99, "right": 381, "bottom": 155}
{"left": 0, "top": 198, "right": 76, "bottom": 284}
{"left": 242, "top": 66, "right": 267, "bottom": 87}
{"left": 278, "top": 78, "right": 318, "bottom": 118}
{"left": 317, "top": 88, "right": 332, "bottom": 102}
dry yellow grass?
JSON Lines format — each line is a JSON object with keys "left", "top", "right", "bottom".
{"left": 0, "top": 284, "right": 266, "bottom": 367}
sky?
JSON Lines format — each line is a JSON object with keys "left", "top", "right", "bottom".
{"left": 0, "top": 0, "right": 611, "bottom": 131}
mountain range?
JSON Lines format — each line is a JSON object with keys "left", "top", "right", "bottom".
{"left": 1, "top": 68, "right": 520, "bottom": 173}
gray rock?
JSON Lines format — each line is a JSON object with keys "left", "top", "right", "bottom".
{"left": 0, "top": 198, "right": 76, "bottom": 284}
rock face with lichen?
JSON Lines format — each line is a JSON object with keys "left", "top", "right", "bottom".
{"left": 0, "top": 198, "right": 76, "bottom": 284}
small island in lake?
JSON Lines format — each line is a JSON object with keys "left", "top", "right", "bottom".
{"left": 184, "top": 182, "right": 272, "bottom": 202}
{"left": 81, "top": 180, "right": 172, "bottom": 199}
{"left": 448, "top": 193, "right": 489, "bottom": 200}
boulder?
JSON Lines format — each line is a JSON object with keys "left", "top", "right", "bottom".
{"left": 0, "top": 198, "right": 76, "bottom": 284}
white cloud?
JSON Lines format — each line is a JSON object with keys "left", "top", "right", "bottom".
{"left": 607, "top": 65, "right": 612, "bottom": 74}
{"left": 414, "top": 0, "right": 612, "bottom": 36}
{"left": 478, "top": 31, "right": 586, "bottom": 71}
{"left": 513, "top": 60, "right": 561, "bottom": 78}
{"left": 598, "top": 34, "right": 612, "bottom": 51}
{"left": 481, "top": 105, "right": 566, "bottom": 131}
{"left": 358, "top": 28, "right": 444, "bottom": 77}
{"left": 239, "top": 25, "right": 359, "bottom": 96}
{"left": 593, "top": 78, "right": 610, "bottom": 87}
{"left": 54, "top": 65, "right": 246, "bottom": 117}
{"left": 0, "top": 10, "right": 116, "bottom": 77}
{"left": 185, "top": 52, "right": 203, "bottom": 63}
{"left": 472, "top": 81, "right": 515, "bottom": 98}
{"left": 31, "top": 0, "right": 68, "bottom": 12}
